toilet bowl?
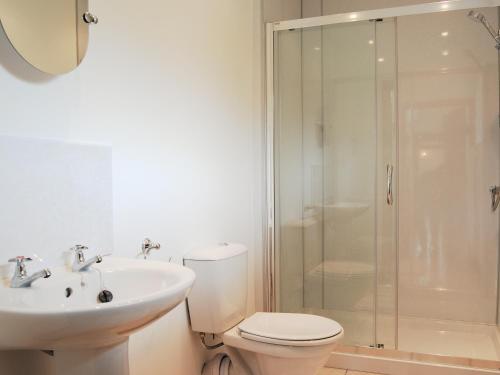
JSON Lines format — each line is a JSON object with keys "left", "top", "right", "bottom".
{"left": 184, "top": 243, "right": 344, "bottom": 375}
{"left": 223, "top": 312, "right": 343, "bottom": 375}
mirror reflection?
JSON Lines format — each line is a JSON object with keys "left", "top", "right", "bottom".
{"left": 0, "top": 0, "right": 92, "bottom": 75}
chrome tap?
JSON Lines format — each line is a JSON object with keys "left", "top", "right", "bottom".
{"left": 70, "top": 245, "right": 103, "bottom": 272}
{"left": 8, "top": 256, "right": 51, "bottom": 288}
{"left": 141, "top": 238, "right": 161, "bottom": 259}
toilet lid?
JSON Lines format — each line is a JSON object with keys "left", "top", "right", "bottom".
{"left": 238, "top": 312, "right": 343, "bottom": 343}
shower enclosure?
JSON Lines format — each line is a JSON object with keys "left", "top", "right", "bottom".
{"left": 266, "top": 0, "right": 500, "bottom": 368}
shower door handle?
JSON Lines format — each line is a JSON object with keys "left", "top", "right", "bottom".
{"left": 386, "top": 164, "right": 394, "bottom": 206}
{"left": 490, "top": 186, "right": 500, "bottom": 212}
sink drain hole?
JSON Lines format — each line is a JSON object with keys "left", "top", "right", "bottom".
{"left": 65, "top": 287, "right": 73, "bottom": 298}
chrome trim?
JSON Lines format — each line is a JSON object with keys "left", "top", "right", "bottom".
{"left": 264, "top": 22, "right": 276, "bottom": 312}
{"left": 82, "top": 11, "right": 98, "bottom": 24}
{"left": 387, "top": 164, "right": 394, "bottom": 206}
{"left": 490, "top": 185, "right": 500, "bottom": 211}
{"left": 272, "top": 0, "right": 500, "bottom": 31}
{"left": 141, "top": 238, "right": 161, "bottom": 259}
{"left": 70, "top": 245, "right": 103, "bottom": 272}
{"left": 9, "top": 256, "right": 51, "bottom": 288}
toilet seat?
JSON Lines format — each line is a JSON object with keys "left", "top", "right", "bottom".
{"left": 238, "top": 312, "right": 343, "bottom": 347}
{"left": 223, "top": 324, "right": 344, "bottom": 361}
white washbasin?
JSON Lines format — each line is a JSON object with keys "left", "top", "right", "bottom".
{"left": 0, "top": 257, "right": 195, "bottom": 351}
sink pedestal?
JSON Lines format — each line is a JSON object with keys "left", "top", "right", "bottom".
{"left": 53, "top": 341, "right": 129, "bottom": 375}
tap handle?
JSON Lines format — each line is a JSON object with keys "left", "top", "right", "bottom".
{"left": 141, "top": 238, "right": 161, "bottom": 259}
{"left": 70, "top": 245, "right": 88, "bottom": 255}
{"left": 8, "top": 256, "right": 32, "bottom": 276}
{"left": 70, "top": 245, "right": 88, "bottom": 252}
{"left": 70, "top": 245, "right": 88, "bottom": 263}
{"left": 142, "top": 238, "right": 160, "bottom": 250}
{"left": 8, "top": 256, "right": 33, "bottom": 264}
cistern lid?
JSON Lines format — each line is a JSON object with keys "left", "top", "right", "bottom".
{"left": 238, "top": 312, "right": 343, "bottom": 345}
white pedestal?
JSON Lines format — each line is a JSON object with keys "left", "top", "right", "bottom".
{"left": 53, "top": 340, "right": 129, "bottom": 375}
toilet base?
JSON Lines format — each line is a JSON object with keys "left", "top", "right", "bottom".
{"left": 236, "top": 347, "right": 331, "bottom": 375}
{"left": 202, "top": 349, "right": 252, "bottom": 375}
{"left": 222, "top": 325, "right": 342, "bottom": 375}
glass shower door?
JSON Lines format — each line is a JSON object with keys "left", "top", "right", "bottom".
{"left": 273, "top": 19, "right": 397, "bottom": 348}
{"left": 320, "top": 20, "right": 378, "bottom": 347}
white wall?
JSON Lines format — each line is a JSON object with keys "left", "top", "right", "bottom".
{"left": 264, "top": 0, "right": 301, "bottom": 22}
{"left": 0, "top": 0, "right": 263, "bottom": 374}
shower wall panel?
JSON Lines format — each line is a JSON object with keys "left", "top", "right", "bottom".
{"left": 398, "top": 8, "right": 499, "bottom": 323}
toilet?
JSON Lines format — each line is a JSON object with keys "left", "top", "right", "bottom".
{"left": 184, "top": 243, "right": 344, "bottom": 375}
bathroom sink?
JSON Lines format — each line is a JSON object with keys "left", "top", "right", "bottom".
{"left": 0, "top": 257, "right": 195, "bottom": 350}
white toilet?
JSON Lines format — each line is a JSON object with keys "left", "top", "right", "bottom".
{"left": 184, "top": 243, "right": 344, "bottom": 375}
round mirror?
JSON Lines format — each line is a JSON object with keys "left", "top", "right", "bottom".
{"left": 0, "top": 0, "right": 93, "bottom": 75}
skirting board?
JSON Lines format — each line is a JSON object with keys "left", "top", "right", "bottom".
{"left": 327, "top": 352, "right": 500, "bottom": 375}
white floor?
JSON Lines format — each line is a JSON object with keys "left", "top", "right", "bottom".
{"left": 304, "top": 308, "right": 500, "bottom": 361}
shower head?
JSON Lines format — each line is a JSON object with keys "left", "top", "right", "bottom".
{"left": 467, "top": 10, "right": 500, "bottom": 49}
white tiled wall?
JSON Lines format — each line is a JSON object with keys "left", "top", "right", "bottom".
{"left": 0, "top": 136, "right": 113, "bottom": 270}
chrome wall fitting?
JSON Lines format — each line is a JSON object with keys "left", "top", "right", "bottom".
{"left": 83, "top": 12, "right": 98, "bottom": 24}
{"left": 141, "top": 238, "right": 161, "bottom": 259}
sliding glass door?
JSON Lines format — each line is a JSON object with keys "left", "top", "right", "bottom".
{"left": 273, "top": 19, "right": 397, "bottom": 348}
